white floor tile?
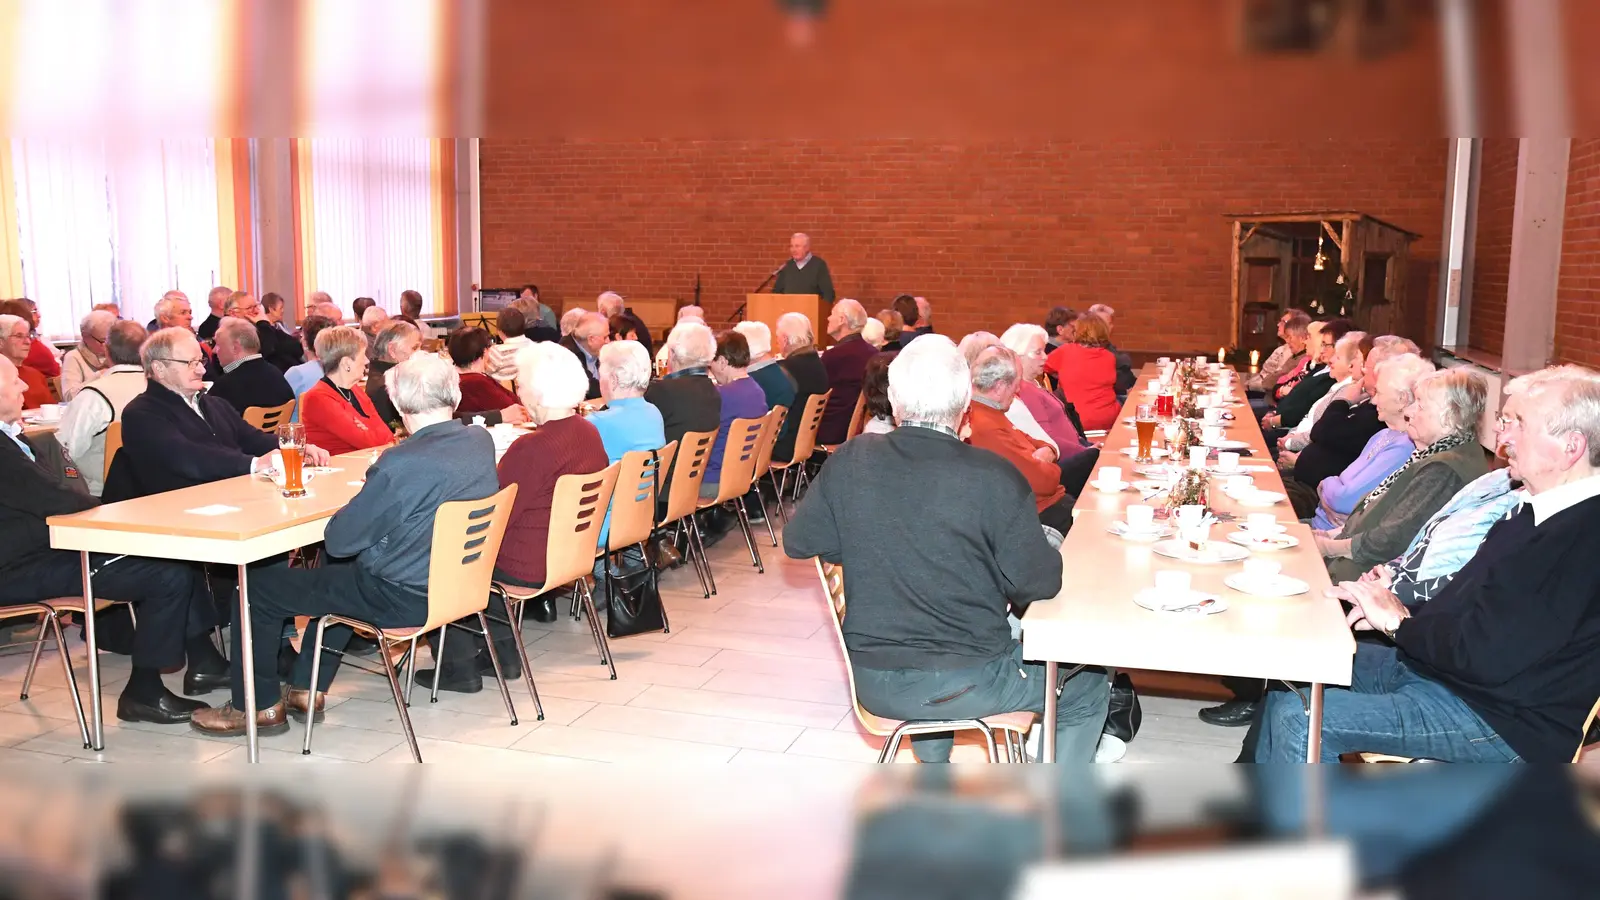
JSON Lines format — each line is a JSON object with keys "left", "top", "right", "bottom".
{"left": 534, "top": 651, "right": 718, "bottom": 689}
{"left": 508, "top": 723, "right": 738, "bottom": 763}
{"left": 662, "top": 627, "right": 842, "bottom": 660}
{"left": 568, "top": 703, "right": 803, "bottom": 752}
{"left": 698, "top": 669, "right": 852, "bottom": 706}
{"left": 628, "top": 684, "right": 849, "bottom": 730}
{"left": 700, "top": 649, "right": 847, "bottom": 683}
{"left": 13, "top": 721, "right": 237, "bottom": 763}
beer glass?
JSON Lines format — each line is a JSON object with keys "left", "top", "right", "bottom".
{"left": 1134, "top": 404, "right": 1157, "bottom": 463}
{"left": 276, "top": 423, "right": 308, "bottom": 498}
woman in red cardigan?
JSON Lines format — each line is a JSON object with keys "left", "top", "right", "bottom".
{"left": 1042, "top": 313, "right": 1120, "bottom": 432}
{"left": 450, "top": 326, "right": 520, "bottom": 415}
{"left": 299, "top": 325, "right": 393, "bottom": 455}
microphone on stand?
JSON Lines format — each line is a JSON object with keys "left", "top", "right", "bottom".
{"left": 733, "top": 262, "right": 785, "bottom": 324}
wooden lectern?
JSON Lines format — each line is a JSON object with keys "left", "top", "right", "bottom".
{"left": 746, "top": 293, "right": 828, "bottom": 348}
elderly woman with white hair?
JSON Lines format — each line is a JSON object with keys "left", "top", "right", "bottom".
{"left": 733, "top": 320, "right": 798, "bottom": 415}
{"left": 1317, "top": 366, "right": 1490, "bottom": 583}
{"left": 645, "top": 320, "right": 722, "bottom": 457}
{"left": 818, "top": 298, "right": 877, "bottom": 445}
{"left": 1300, "top": 353, "right": 1434, "bottom": 528}
{"left": 1001, "top": 323, "right": 1100, "bottom": 496}
{"left": 60, "top": 308, "right": 118, "bottom": 399}
{"left": 590, "top": 340, "right": 665, "bottom": 463}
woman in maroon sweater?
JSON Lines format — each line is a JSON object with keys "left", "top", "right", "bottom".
{"left": 450, "top": 326, "right": 520, "bottom": 415}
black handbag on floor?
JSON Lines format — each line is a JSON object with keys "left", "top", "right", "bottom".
{"left": 1103, "top": 672, "right": 1143, "bottom": 742}
{"left": 604, "top": 450, "right": 668, "bottom": 639}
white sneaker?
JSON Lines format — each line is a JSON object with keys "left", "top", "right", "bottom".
{"left": 1095, "top": 733, "right": 1127, "bottom": 763}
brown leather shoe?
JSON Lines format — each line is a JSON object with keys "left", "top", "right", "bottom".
{"left": 190, "top": 701, "right": 291, "bottom": 737}
{"left": 284, "top": 688, "right": 326, "bottom": 724}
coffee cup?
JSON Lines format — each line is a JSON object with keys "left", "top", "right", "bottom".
{"left": 1157, "top": 357, "right": 1171, "bottom": 366}
{"left": 1125, "top": 504, "right": 1155, "bottom": 531}
{"left": 1194, "top": 355, "right": 1207, "bottom": 365}
{"left": 1176, "top": 504, "right": 1205, "bottom": 529}
{"left": 1188, "top": 446, "right": 1209, "bottom": 469}
{"left": 1216, "top": 451, "right": 1241, "bottom": 471}
{"left": 1203, "top": 407, "right": 1225, "bottom": 424}
{"left": 1226, "top": 474, "right": 1254, "bottom": 494}
{"left": 1154, "top": 570, "right": 1192, "bottom": 595}
{"left": 1096, "top": 466, "right": 1124, "bottom": 487}
{"left": 1202, "top": 425, "right": 1226, "bottom": 445}
{"left": 1147, "top": 379, "right": 1162, "bottom": 394}
{"left": 1243, "top": 559, "right": 1282, "bottom": 581}
{"left": 33, "top": 403, "right": 62, "bottom": 422}
{"left": 1183, "top": 519, "right": 1213, "bottom": 547}
{"left": 1245, "top": 513, "right": 1278, "bottom": 532}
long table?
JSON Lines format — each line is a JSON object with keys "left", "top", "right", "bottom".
{"left": 47, "top": 450, "right": 377, "bottom": 761}
{"left": 1022, "top": 364, "right": 1354, "bottom": 763}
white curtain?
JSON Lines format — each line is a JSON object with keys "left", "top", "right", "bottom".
{"left": 305, "top": 139, "right": 437, "bottom": 313}
{"left": 10, "top": 139, "right": 222, "bottom": 337}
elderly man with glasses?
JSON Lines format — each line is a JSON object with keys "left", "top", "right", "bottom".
{"left": 225, "top": 290, "right": 304, "bottom": 372}
{"left": 102, "top": 328, "right": 330, "bottom": 502}
{"left": 61, "top": 309, "right": 118, "bottom": 400}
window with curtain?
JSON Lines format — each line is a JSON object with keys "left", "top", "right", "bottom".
{"left": 9, "top": 139, "right": 224, "bottom": 337}
{"left": 298, "top": 139, "right": 452, "bottom": 315}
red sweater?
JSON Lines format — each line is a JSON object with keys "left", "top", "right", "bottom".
{"left": 1043, "top": 343, "right": 1119, "bottom": 432}
{"left": 495, "top": 415, "right": 610, "bottom": 585}
{"left": 965, "top": 401, "right": 1064, "bottom": 512}
{"left": 20, "top": 364, "right": 52, "bottom": 409}
{"left": 25, "top": 338, "right": 60, "bottom": 378}
{"left": 300, "top": 379, "right": 394, "bottom": 455}
{"left": 458, "top": 371, "right": 519, "bottom": 415}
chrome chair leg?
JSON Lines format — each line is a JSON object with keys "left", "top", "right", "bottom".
{"left": 756, "top": 485, "right": 779, "bottom": 547}
{"left": 403, "top": 636, "right": 418, "bottom": 708}
{"left": 878, "top": 723, "right": 911, "bottom": 763}
{"left": 302, "top": 617, "right": 330, "bottom": 756}
{"left": 377, "top": 631, "right": 422, "bottom": 763}
{"left": 733, "top": 500, "right": 763, "bottom": 572}
{"left": 18, "top": 612, "right": 48, "bottom": 700}
{"left": 497, "top": 591, "right": 545, "bottom": 721}
{"left": 978, "top": 723, "right": 998, "bottom": 762}
{"left": 48, "top": 613, "right": 91, "bottom": 748}
{"left": 577, "top": 580, "right": 616, "bottom": 681}
{"left": 689, "top": 516, "right": 717, "bottom": 596}
{"left": 429, "top": 627, "right": 447, "bottom": 704}
{"left": 478, "top": 612, "right": 519, "bottom": 725}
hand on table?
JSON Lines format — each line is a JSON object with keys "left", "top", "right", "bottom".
{"left": 501, "top": 405, "right": 530, "bottom": 425}
{"left": 304, "top": 444, "right": 332, "bottom": 466}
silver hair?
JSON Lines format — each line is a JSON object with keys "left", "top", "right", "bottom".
{"left": 914, "top": 296, "right": 930, "bottom": 320}
{"left": 1507, "top": 365, "right": 1600, "bottom": 466}
{"left": 678, "top": 305, "right": 705, "bottom": 321}
{"left": 888, "top": 334, "right": 970, "bottom": 429}
{"left": 0, "top": 315, "right": 27, "bottom": 352}
{"left": 1285, "top": 317, "right": 1311, "bottom": 339}
{"left": 861, "top": 317, "right": 886, "bottom": 347}
{"left": 596, "top": 291, "right": 625, "bottom": 316}
{"left": 139, "top": 327, "right": 196, "bottom": 378}
{"left": 666, "top": 321, "right": 716, "bottom": 369}
{"left": 313, "top": 301, "right": 343, "bottom": 322}
{"left": 957, "top": 331, "right": 1002, "bottom": 370}
{"left": 971, "top": 345, "right": 1021, "bottom": 393}
{"left": 309, "top": 290, "right": 333, "bottom": 306}
{"left": 559, "top": 307, "right": 586, "bottom": 336}
{"left": 1000, "top": 323, "right": 1047, "bottom": 356}
{"left": 600, "top": 340, "right": 652, "bottom": 394}
{"left": 106, "top": 321, "right": 147, "bottom": 366}
{"left": 1376, "top": 353, "right": 1436, "bottom": 404}
{"left": 154, "top": 296, "right": 190, "bottom": 327}
{"left": 386, "top": 351, "right": 460, "bottom": 416}
{"left": 1413, "top": 368, "right": 1486, "bottom": 440}
{"left": 1087, "top": 303, "right": 1114, "bottom": 320}
{"left": 373, "top": 319, "right": 421, "bottom": 362}
{"left": 833, "top": 298, "right": 868, "bottom": 332}
{"left": 314, "top": 326, "right": 367, "bottom": 375}
{"left": 733, "top": 320, "right": 773, "bottom": 358}
{"left": 1366, "top": 336, "right": 1420, "bottom": 371}
{"left": 360, "top": 306, "right": 390, "bottom": 330}
{"left": 79, "top": 309, "right": 117, "bottom": 340}
{"left": 516, "top": 340, "right": 589, "bottom": 411}
{"left": 217, "top": 316, "right": 260, "bottom": 353}
{"left": 575, "top": 311, "right": 608, "bottom": 340}
{"left": 774, "top": 312, "right": 813, "bottom": 350}
{"left": 1333, "top": 330, "right": 1368, "bottom": 360}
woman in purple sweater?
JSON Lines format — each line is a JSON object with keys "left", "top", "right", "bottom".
{"left": 1310, "top": 354, "right": 1433, "bottom": 530}
{"left": 1002, "top": 324, "right": 1099, "bottom": 496}
{"left": 705, "top": 330, "right": 772, "bottom": 499}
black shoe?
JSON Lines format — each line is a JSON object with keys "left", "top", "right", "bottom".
{"left": 411, "top": 669, "right": 483, "bottom": 694}
{"left": 475, "top": 651, "right": 522, "bottom": 681}
{"left": 182, "top": 668, "right": 232, "bottom": 697}
{"left": 344, "top": 635, "right": 380, "bottom": 657}
{"left": 525, "top": 598, "right": 559, "bottom": 624}
{"left": 1198, "top": 700, "right": 1260, "bottom": 728}
{"left": 117, "top": 689, "right": 209, "bottom": 725}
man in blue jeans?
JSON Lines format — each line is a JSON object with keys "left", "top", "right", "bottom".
{"left": 783, "top": 335, "right": 1109, "bottom": 762}
{"left": 1256, "top": 365, "right": 1600, "bottom": 763}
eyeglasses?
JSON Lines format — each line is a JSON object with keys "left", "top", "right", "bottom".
{"left": 1495, "top": 414, "right": 1516, "bottom": 429}
{"left": 155, "top": 356, "right": 206, "bottom": 369}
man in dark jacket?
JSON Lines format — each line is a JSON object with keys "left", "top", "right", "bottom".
{"left": 597, "top": 291, "right": 654, "bottom": 360}
{"left": 783, "top": 335, "right": 1108, "bottom": 762}
{"left": 775, "top": 312, "right": 828, "bottom": 463}
{"left": 103, "top": 329, "right": 330, "bottom": 503}
{"left": 644, "top": 320, "right": 721, "bottom": 476}
{"left": 191, "top": 354, "right": 501, "bottom": 738}
{"left": 0, "top": 355, "right": 229, "bottom": 725}
{"left": 207, "top": 317, "right": 295, "bottom": 416}
{"left": 225, "top": 291, "right": 304, "bottom": 371}
{"left": 818, "top": 299, "right": 878, "bottom": 445}
{"left": 772, "top": 232, "right": 835, "bottom": 302}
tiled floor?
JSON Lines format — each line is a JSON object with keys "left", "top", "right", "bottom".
{"left": 0, "top": 520, "right": 1245, "bottom": 764}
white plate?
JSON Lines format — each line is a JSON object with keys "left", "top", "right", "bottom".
{"left": 1207, "top": 464, "right": 1273, "bottom": 475}
{"left": 1132, "top": 588, "right": 1228, "bottom": 614}
{"left": 1224, "top": 573, "right": 1310, "bottom": 597}
{"left": 1203, "top": 438, "right": 1252, "bottom": 450}
{"left": 1226, "top": 530, "right": 1300, "bottom": 551}
{"left": 1118, "top": 446, "right": 1169, "bottom": 459}
{"left": 1135, "top": 465, "right": 1181, "bottom": 479}
{"left": 1234, "top": 522, "right": 1287, "bottom": 535}
{"left": 1092, "top": 481, "right": 1133, "bottom": 493}
{"left": 1234, "top": 491, "right": 1287, "bottom": 507}
{"left": 1151, "top": 539, "right": 1250, "bottom": 564}
{"left": 1130, "top": 480, "right": 1169, "bottom": 492}
{"left": 1107, "top": 521, "right": 1174, "bottom": 541}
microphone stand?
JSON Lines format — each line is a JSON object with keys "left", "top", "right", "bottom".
{"left": 731, "top": 263, "right": 785, "bottom": 324}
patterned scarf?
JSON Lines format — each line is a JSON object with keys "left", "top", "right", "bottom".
{"left": 1363, "top": 431, "right": 1473, "bottom": 505}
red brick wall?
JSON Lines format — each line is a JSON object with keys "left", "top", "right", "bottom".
{"left": 481, "top": 140, "right": 1449, "bottom": 352}
{"left": 1555, "top": 140, "right": 1600, "bottom": 368}
{"left": 1468, "top": 140, "right": 1519, "bottom": 356}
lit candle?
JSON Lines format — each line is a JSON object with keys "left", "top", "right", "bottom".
{"left": 1217, "top": 347, "right": 1225, "bottom": 364}
{"left": 1249, "top": 349, "right": 1260, "bottom": 367}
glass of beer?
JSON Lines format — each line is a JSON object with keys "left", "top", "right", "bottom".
{"left": 276, "top": 423, "right": 308, "bottom": 498}
{"left": 1134, "top": 404, "right": 1158, "bottom": 463}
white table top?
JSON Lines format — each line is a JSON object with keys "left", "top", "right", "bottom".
{"left": 1021, "top": 364, "right": 1355, "bottom": 687}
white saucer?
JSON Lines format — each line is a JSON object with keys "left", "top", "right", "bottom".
{"left": 1203, "top": 438, "right": 1252, "bottom": 450}
{"left": 1207, "top": 464, "right": 1272, "bottom": 475}
{"left": 1233, "top": 490, "right": 1287, "bottom": 507}
{"left": 1118, "top": 446, "right": 1169, "bottom": 459}
{"left": 1135, "top": 464, "right": 1181, "bottom": 479}
{"left": 1226, "top": 530, "right": 1300, "bottom": 551}
{"left": 1132, "top": 588, "right": 1228, "bottom": 614}
{"left": 1223, "top": 573, "right": 1310, "bottom": 597}
{"left": 1107, "top": 521, "right": 1173, "bottom": 541}
{"left": 1093, "top": 481, "right": 1132, "bottom": 493}
{"left": 1151, "top": 539, "right": 1250, "bottom": 564}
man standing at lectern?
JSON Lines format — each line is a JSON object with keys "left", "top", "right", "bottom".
{"left": 773, "top": 233, "right": 836, "bottom": 303}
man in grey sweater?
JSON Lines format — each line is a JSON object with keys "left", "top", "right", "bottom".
{"left": 773, "top": 232, "right": 836, "bottom": 302}
{"left": 783, "top": 335, "right": 1109, "bottom": 761}
{"left": 192, "top": 354, "right": 500, "bottom": 738}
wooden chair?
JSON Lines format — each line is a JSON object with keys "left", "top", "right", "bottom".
{"left": 242, "top": 399, "right": 296, "bottom": 433}
{"left": 697, "top": 417, "right": 769, "bottom": 581}
{"left": 101, "top": 420, "right": 123, "bottom": 482}
{"left": 768, "top": 390, "right": 830, "bottom": 520}
{"left": 656, "top": 431, "right": 716, "bottom": 599}
{"left": 1577, "top": 696, "right": 1600, "bottom": 762}
{"left": 815, "top": 560, "right": 1034, "bottom": 763}
{"left": 600, "top": 443, "right": 678, "bottom": 635}
{"left": 46, "top": 377, "right": 61, "bottom": 403}
{"left": 301, "top": 485, "right": 520, "bottom": 762}
{"left": 749, "top": 406, "right": 787, "bottom": 547}
{"left": 822, "top": 392, "right": 867, "bottom": 454}
{"left": 491, "top": 464, "right": 622, "bottom": 679}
